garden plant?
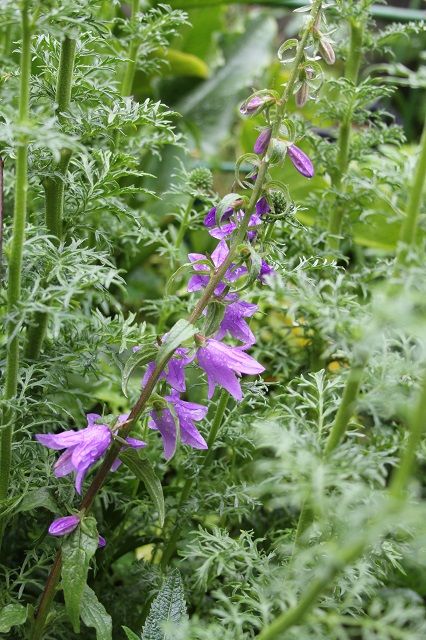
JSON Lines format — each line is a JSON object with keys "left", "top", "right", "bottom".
{"left": 1, "top": 0, "right": 426, "bottom": 638}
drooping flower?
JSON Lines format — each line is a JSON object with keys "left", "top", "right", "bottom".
{"left": 216, "top": 300, "right": 258, "bottom": 346}
{"left": 149, "top": 390, "right": 208, "bottom": 460}
{"left": 256, "top": 196, "right": 270, "bottom": 217}
{"left": 48, "top": 515, "right": 80, "bottom": 537}
{"left": 209, "top": 211, "right": 262, "bottom": 241}
{"left": 36, "top": 414, "right": 146, "bottom": 494}
{"left": 196, "top": 338, "right": 265, "bottom": 401}
{"left": 142, "top": 348, "right": 192, "bottom": 393}
{"left": 254, "top": 127, "right": 272, "bottom": 155}
{"left": 204, "top": 205, "right": 234, "bottom": 228}
{"left": 188, "top": 240, "right": 247, "bottom": 295}
{"left": 287, "top": 144, "right": 314, "bottom": 178}
{"left": 259, "top": 260, "right": 276, "bottom": 282}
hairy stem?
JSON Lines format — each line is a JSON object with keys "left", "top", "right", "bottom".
{"left": 160, "top": 389, "right": 229, "bottom": 568}
{"left": 0, "top": 1, "right": 32, "bottom": 507}
{"left": 24, "top": 36, "right": 76, "bottom": 359}
{"left": 257, "top": 373, "right": 426, "bottom": 640}
{"left": 326, "top": 20, "right": 364, "bottom": 250}
{"left": 32, "top": 2, "right": 323, "bottom": 632}
{"left": 395, "top": 113, "right": 426, "bottom": 265}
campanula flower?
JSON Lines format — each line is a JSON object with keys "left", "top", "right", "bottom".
{"left": 287, "top": 144, "right": 314, "bottom": 178}
{"left": 209, "top": 212, "right": 262, "bottom": 241}
{"left": 204, "top": 205, "right": 234, "bottom": 228}
{"left": 36, "top": 414, "right": 146, "bottom": 494}
{"left": 255, "top": 196, "right": 270, "bottom": 217}
{"left": 149, "top": 390, "right": 208, "bottom": 460}
{"left": 259, "top": 260, "right": 276, "bottom": 282}
{"left": 216, "top": 300, "right": 258, "bottom": 346}
{"left": 48, "top": 515, "right": 80, "bottom": 537}
{"left": 188, "top": 240, "right": 247, "bottom": 295}
{"left": 254, "top": 128, "right": 272, "bottom": 155}
{"left": 142, "top": 348, "right": 192, "bottom": 393}
{"left": 196, "top": 338, "right": 264, "bottom": 401}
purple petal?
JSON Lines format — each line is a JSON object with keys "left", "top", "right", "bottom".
{"left": 188, "top": 274, "right": 210, "bottom": 292}
{"left": 35, "top": 431, "right": 82, "bottom": 450}
{"left": 259, "top": 260, "right": 276, "bottom": 282}
{"left": 209, "top": 221, "right": 236, "bottom": 240}
{"left": 204, "top": 206, "right": 234, "bottom": 228}
{"left": 149, "top": 409, "right": 178, "bottom": 460}
{"left": 165, "top": 392, "right": 208, "bottom": 450}
{"left": 254, "top": 128, "right": 272, "bottom": 154}
{"left": 98, "top": 535, "right": 106, "bottom": 548}
{"left": 287, "top": 144, "right": 314, "bottom": 178}
{"left": 188, "top": 252, "right": 209, "bottom": 271}
{"left": 126, "top": 437, "right": 146, "bottom": 448}
{"left": 166, "top": 349, "right": 191, "bottom": 392}
{"left": 86, "top": 413, "right": 103, "bottom": 427}
{"left": 111, "top": 459, "right": 122, "bottom": 472}
{"left": 216, "top": 300, "right": 258, "bottom": 346}
{"left": 54, "top": 448, "right": 75, "bottom": 478}
{"left": 256, "top": 196, "right": 270, "bottom": 216}
{"left": 211, "top": 240, "right": 229, "bottom": 268}
{"left": 48, "top": 515, "right": 80, "bottom": 537}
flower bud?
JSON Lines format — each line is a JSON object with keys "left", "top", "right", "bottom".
{"left": 189, "top": 167, "right": 213, "bottom": 192}
{"left": 319, "top": 37, "right": 335, "bottom": 65}
{"left": 48, "top": 515, "right": 80, "bottom": 537}
{"left": 240, "top": 94, "right": 273, "bottom": 117}
{"left": 254, "top": 127, "right": 272, "bottom": 155}
{"left": 287, "top": 145, "right": 314, "bottom": 178}
{"left": 295, "top": 82, "right": 309, "bottom": 108}
{"left": 269, "top": 190, "right": 288, "bottom": 216}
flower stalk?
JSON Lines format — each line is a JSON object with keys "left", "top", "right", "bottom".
{"left": 120, "top": 0, "right": 141, "bottom": 98}
{"left": 0, "top": 1, "right": 32, "bottom": 507}
{"left": 326, "top": 20, "right": 364, "bottom": 251}
{"left": 31, "top": 1, "right": 324, "bottom": 633}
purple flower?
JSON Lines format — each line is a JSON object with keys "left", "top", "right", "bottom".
{"left": 254, "top": 128, "right": 272, "bottom": 155}
{"left": 240, "top": 95, "right": 268, "bottom": 116}
{"left": 209, "top": 211, "right": 262, "bottom": 241}
{"left": 259, "top": 260, "right": 276, "bottom": 282}
{"left": 287, "top": 144, "right": 314, "bottom": 178}
{"left": 204, "top": 206, "right": 234, "bottom": 228}
{"left": 48, "top": 515, "right": 80, "bottom": 537}
{"left": 188, "top": 240, "right": 247, "bottom": 295}
{"left": 36, "top": 414, "right": 146, "bottom": 494}
{"left": 196, "top": 338, "right": 265, "bottom": 401}
{"left": 256, "top": 196, "right": 270, "bottom": 217}
{"left": 216, "top": 300, "right": 258, "bottom": 346}
{"left": 142, "top": 348, "right": 191, "bottom": 393}
{"left": 149, "top": 391, "right": 208, "bottom": 460}
{"left": 98, "top": 535, "right": 106, "bottom": 548}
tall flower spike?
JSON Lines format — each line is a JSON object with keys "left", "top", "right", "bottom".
{"left": 287, "top": 144, "right": 314, "bottom": 178}
{"left": 149, "top": 390, "right": 208, "bottom": 460}
{"left": 196, "top": 338, "right": 265, "bottom": 401}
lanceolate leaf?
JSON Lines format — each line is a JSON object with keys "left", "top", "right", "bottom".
{"left": 119, "top": 449, "right": 165, "bottom": 526}
{"left": 142, "top": 570, "right": 188, "bottom": 640}
{"left": 122, "top": 627, "right": 141, "bottom": 640}
{"left": 122, "top": 345, "right": 159, "bottom": 398}
{"left": 61, "top": 517, "right": 99, "bottom": 633}
{"left": 80, "top": 585, "right": 112, "bottom": 640}
{"left": 155, "top": 319, "right": 197, "bottom": 367}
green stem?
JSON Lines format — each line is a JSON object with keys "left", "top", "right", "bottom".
{"left": 0, "top": 1, "right": 32, "bottom": 506}
{"left": 326, "top": 20, "right": 364, "bottom": 251}
{"left": 32, "top": 2, "right": 323, "bottom": 632}
{"left": 120, "top": 0, "right": 140, "bottom": 97}
{"left": 257, "top": 370, "right": 426, "bottom": 640}
{"left": 324, "top": 357, "right": 366, "bottom": 455}
{"left": 160, "top": 390, "right": 229, "bottom": 568}
{"left": 24, "top": 37, "right": 76, "bottom": 359}
{"left": 175, "top": 197, "right": 194, "bottom": 250}
{"left": 389, "top": 374, "right": 426, "bottom": 500}
{"left": 396, "top": 113, "right": 426, "bottom": 264}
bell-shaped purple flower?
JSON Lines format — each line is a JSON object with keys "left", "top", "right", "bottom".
{"left": 149, "top": 390, "right": 208, "bottom": 460}
{"left": 204, "top": 206, "right": 234, "bottom": 228}
{"left": 216, "top": 300, "right": 258, "bottom": 346}
{"left": 48, "top": 515, "right": 80, "bottom": 537}
{"left": 254, "top": 128, "right": 272, "bottom": 155}
{"left": 142, "top": 348, "right": 192, "bottom": 393}
{"left": 188, "top": 240, "right": 247, "bottom": 296}
{"left": 36, "top": 414, "right": 146, "bottom": 494}
{"left": 259, "top": 260, "right": 276, "bottom": 282}
{"left": 209, "top": 211, "right": 262, "bottom": 241}
{"left": 287, "top": 144, "right": 314, "bottom": 178}
{"left": 255, "top": 196, "right": 270, "bottom": 217}
{"left": 196, "top": 338, "right": 264, "bottom": 401}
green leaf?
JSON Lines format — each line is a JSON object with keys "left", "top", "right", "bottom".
{"left": 122, "top": 346, "right": 158, "bottom": 398}
{"left": 164, "top": 49, "right": 209, "bottom": 78}
{"left": 176, "top": 14, "right": 277, "bottom": 153}
{"left": 61, "top": 516, "right": 99, "bottom": 633}
{"left": 119, "top": 449, "right": 165, "bottom": 527}
{"left": 80, "top": 585, "right": 112, "bottom": 640}
{"left": 15, "top": 488, "right": 59, "bottom": 514}
{"left": 0, "top": 603, "right": 28, "bottom": 633}
{"left": 142, "top": 570, "right": 187, "bottom": 640}
{"left": 155, "top": 319, "right": 197, "bottom": 367}
{"left": 123, "top": 627, "right": 141, "bottom": 640}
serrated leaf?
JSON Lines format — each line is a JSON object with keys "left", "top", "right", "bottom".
{"left": 119, "top": 449, "right": 165, "bottom": 526}
{"left": 122, "top": 346, "right": 158, "bottom": 398}
{"left": 15, "top": 488, "right": 59, "bottom": 514}
{"left": 156, "top": 319, "right": 197, "bottom": 367}
{"left": 142, "top": 570, "right": 187, "bottom": 640}
{"left": 0, "top": 603, "right": 28, "bottom": 633}
{"left": 61, "top": 516, "right": 99, "bottom": 633}
{"left": 80, "top": 585, "right": 112, "bottom": 640}
{"left": 123, "top": 626, "right": 141, "bottom": 640}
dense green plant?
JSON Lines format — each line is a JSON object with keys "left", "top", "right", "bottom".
{"left": 1, "top": 1, "right": 426, "bottom": 640}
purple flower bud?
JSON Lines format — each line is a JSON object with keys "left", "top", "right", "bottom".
{"left": 48, "top": 515, "right": 80, "bottom": 537}
{"left": 240, "top": 95, "right": 270, "bottom": 116}
{"left": 98, "top": 535, "right": 106, "bottom": 548}
{"left": 287, "top": 145, "right": 314, "bottom": 178}
{"left": 254, "top": 128, "right": 272, "bottom": 155}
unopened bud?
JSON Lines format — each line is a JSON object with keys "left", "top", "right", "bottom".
{"left": 240, "top": 94, "right": 274, "bottom": 117}
{"left": 269, "top": 190, "right": 288, "bottom": 216}
{"left": 189, "top": 167, "right": 213, "bottom": 192}
{"left": 319, "top": 37, "right": 335, "bottom": 65}
{"left": 295, "top": 82, "right": 309, "bottom": 108}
